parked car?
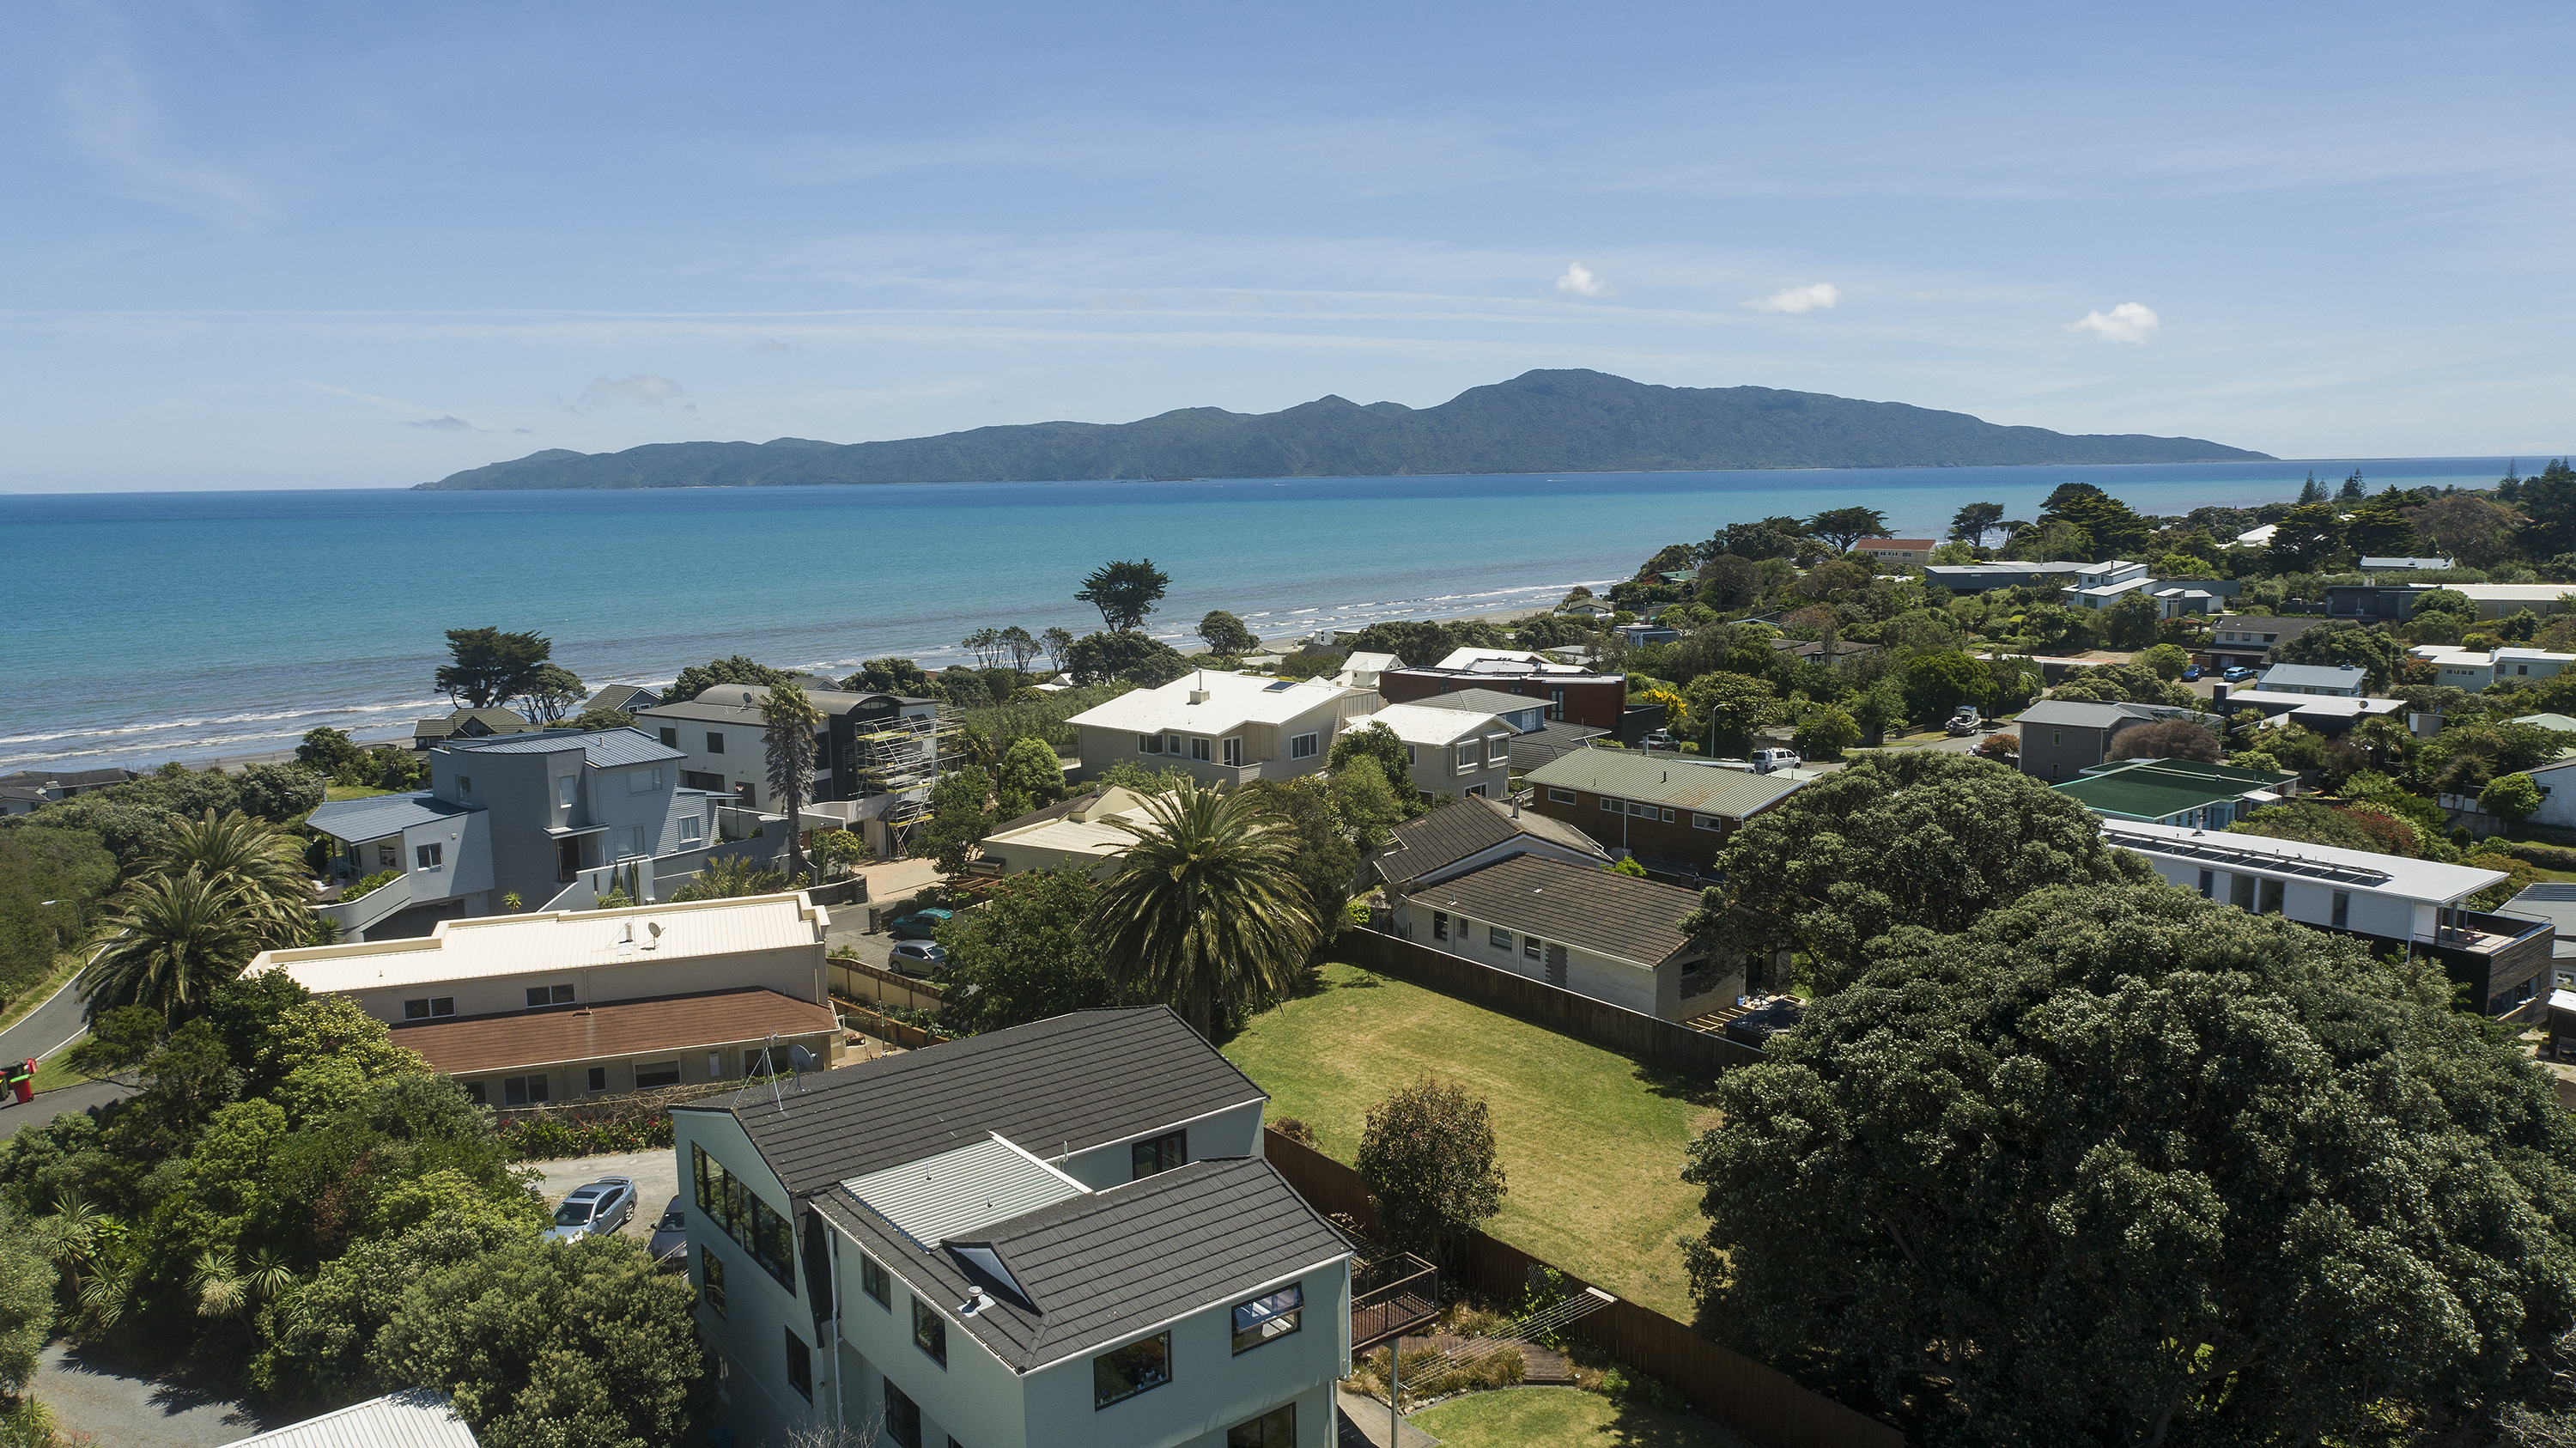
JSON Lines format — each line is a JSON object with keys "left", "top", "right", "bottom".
{"left": 1749, "top": 747, "right": 1801, "bottom": 773}
{"left": 544, "top": 1177, "right": 637, "bottom": 1244}
{"left": 647, "top": 1196, "right": 688, "bottom": 1267}
{"left": 888, "top": 908, "right": 953, "bottom": 940}
{"left": 890, "top": 940, "right": 947, "bottom": 976}
{"left": 1944, "top": 705, "right": 1983, "bottom": 737}
{"left": 2222, "top": 665, "right": 2256, "bottom": 682}
{"left": 2181, "top": 664, "right": 2202, "bottom": 681}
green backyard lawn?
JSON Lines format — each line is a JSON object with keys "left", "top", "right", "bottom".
{"left": 1412, "top": 1386, "right": 1743, "bottom": 1448}
{"left": 1223, "top": 963, "right": 1718, "bottom": 1319}
{"left": 325, "top": 784, "right": 396, "bottom": 802}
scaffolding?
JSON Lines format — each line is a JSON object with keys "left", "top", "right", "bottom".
{"left": 848, "top": 712, "right": 957, "bottom": 795}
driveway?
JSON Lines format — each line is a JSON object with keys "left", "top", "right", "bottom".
{"left": 34, "top": 1342, "right": 273, "bottom": 1446}
{"left": 529, "top": 1147, "right": 683, "bottom": 1247}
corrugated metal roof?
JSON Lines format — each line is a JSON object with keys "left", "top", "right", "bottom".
{"left": 1522, "top": 750, "right": 1805, "bottom": 818}
{"left": 246, "top": 891, "right": 823, "bottom": 994}
{"left": 1065, "top": 672, "right": 1355, "bottom": 734}
{"left": 844, "top": 1135, "right": 1088, "bottom": 1249}
{"left": 389, "top": 986, "right": 836, "bottom": 1074}
{"left": 234, "top": 1390, "right": 479, "bottom": 1448}
{"left": 306, "top": 792, "right": 475, "bottom": 844}
{"left": 439, "top": 727, "right": 684, "bottom": 766}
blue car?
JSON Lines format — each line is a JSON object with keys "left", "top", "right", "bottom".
{"left": 888, "top": 908, "right": 953, "bottom": 940}
{"left": 2222, "top": 666, "right": 2256, "bottom": 683}
{"left": 2181, "top": 665, "right": 2202, "bottom": 681}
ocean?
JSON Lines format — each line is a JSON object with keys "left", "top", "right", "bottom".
{"left": 0, "top": 456, "right": 2520, "bottom": 772}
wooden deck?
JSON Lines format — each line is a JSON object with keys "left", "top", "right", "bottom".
{"left": 1352, "top": 1292, "right": 1439, "bottom": 1353}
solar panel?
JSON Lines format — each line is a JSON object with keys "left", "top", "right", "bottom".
{"left": 2105, "top": 826, "right": 2394, "bottom": 886}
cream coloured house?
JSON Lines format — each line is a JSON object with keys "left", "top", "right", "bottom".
{"left": 1065, "top": 672, "right": 1363, "bottom": 789}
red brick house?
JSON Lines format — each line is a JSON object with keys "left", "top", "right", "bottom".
{"left": 1521, "top": 749, "right": 1808, "bottom": 881}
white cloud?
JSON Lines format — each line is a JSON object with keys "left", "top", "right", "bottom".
{"left": 584, "top": 374, "right": 696, "bottom": 413}
{"left": 298, "top": 380, "right": 484, "bottom": 430}
{"left": 1741, "top": 283, "right": 1841, "bottom": 314}
{"left": 399, "top": 414, "right": 477, "bottom": 432}
{"left": 1555, "top": 263, "right": 1615, "bottom": 298}
{"left": 2066, "top": 301, "right": 2160, "bottom": 344}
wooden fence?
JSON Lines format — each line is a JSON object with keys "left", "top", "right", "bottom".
{"left": 1335, "top": 927, "right": 1767, "bottom": 1076}
{"left": 1264, "top": 1129, "right": 1904, "bottom": 1448}
{"left": 829, "top": 956, "right": 945, "bottom": 1013}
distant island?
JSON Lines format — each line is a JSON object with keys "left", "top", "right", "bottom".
{"left": 417, "top": 368, "right": 2271, "bottom": 490}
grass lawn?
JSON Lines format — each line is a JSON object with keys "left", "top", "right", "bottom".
{"left": 1223, "top": 963, "right": 1717, "bottom": 1319}
{"left": 325, "top": 783, "right": 395, "bottom": 802}
{"left": 1413, "top": 1386, "right": 1744, "bottom": 1448}
{"left": 33, "top": 1037, "right": 94, "bottom": 1094}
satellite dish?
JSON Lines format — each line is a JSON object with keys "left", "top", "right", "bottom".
{"left": 789, "top": 1044, "right": 817, "bottom": 1072}
{"left": 647, "top": 921, "right": 663, "bottom": 938}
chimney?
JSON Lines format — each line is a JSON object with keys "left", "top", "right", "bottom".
{"left": 1188, "top": 689, "right": 1209, "bottom": 705}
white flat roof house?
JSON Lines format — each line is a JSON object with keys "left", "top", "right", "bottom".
{"left": 246, "top": 891, "right": 838, "bottom": 1106}
{"left": 673, "top": 1007, "right": 1352, "bottom": 1448}
{"left": 977, "top": 785, "right": 1158, "bottom": 879}
{"left": 2252, "top": 663, "right": 2366, "bottom": 697}
{"left": 2452, "top": 584, "right": 2576, "bottom": 619}
{"left": 1065, "top": 672, "right": 1361, "bottom": 789}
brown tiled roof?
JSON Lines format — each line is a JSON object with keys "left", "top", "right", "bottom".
{"left": 388, "top": 987, "right": 837, "bottom": 1074}
{"left": 1420, "top": 853, "right": 1702, "bottom": 966}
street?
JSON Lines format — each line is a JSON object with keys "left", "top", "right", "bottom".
{"left": 0, "top": 976, "right": 134, "bottom": 1140}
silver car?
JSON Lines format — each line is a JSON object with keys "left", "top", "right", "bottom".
{"left": 544, "top": 1177, "right": 637, "bottom": 1244}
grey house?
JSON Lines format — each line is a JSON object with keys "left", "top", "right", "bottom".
{"left": 2014, "top": 699, "right": 2212, "bottom": 782}
{"left": 672, "top": 1007, "right": 1352, "bottom": 1448}
{"left": 308, "top": 727, "right": 780, "bottom": 940}
{"left": 2202, "top": 614, "right": 2330, "bottom": 673}
{"left": 639, "top": 685, "right": 946, "bottom": 857}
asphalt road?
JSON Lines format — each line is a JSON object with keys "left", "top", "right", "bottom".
{"left": 0, "top": 974, "right": 90, "bottom": 1072}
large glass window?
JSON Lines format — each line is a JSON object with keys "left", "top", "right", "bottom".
{"left": 1290, "top": 732, "right": 1319, "bottom": 760}
{"left": 861, "top": 1253, "right": 890, "bottom": 1307}
{"left": 1227, "top": 1404, "right": 1296, "bottom": 1447}
{"left": 1093, "top": 1331, "right": 1171, "bottom": 1409}
{"left": 701, "top": 1249, "right": 726, "bottom": 1317}
{"left": 913, "top": 1296, "right": 948, "bottom": 1366}
{"left": 690, "top": 1144, "right": 794, "bottom": 1287}
{"left": 885, "top": 1382, "right": 922, "bottom": 1448}
{"left": 1131, "top": 1130, "right": 1185, "bottom": 1180}
{"left": 556, "top": 775, "right": 577, "bottom": 809}
{"left": 1231, "top": 1283, "right": 1303, "bottom": 1354}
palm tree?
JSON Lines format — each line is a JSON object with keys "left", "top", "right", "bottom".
{"left": 79, "top": 870, "right": 256, "bottom": 1023}
{"left": 762, "top": 680, "right": 821, "bottom": 882}
{"left": 1087, "top": 785, "right": 1321, "bottom": 1038}
{"left": 153, "top": 809, "right": 314, "bottom": 948}
{"left": 671, "top": 854, "right": 789, "bottom": 902}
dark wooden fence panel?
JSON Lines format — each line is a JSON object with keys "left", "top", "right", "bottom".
{"left": 1335, "top": 928, "right": 1768, "bottom": 1076}
{"left": 1265, "top": 1128, "right": 1903, "bottom": 1448}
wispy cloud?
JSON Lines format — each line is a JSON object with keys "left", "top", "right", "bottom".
{"left": 57, "top": 29, "right": 269, "bottom": 230}
{"left": 297, "top": 380, "right": 487, "bottom": 430}
{"left": 2065, "top": 301, "right": 2160, "bottom": 344}
{"left": 1555, "top": 263, "right": 1615, "bottom": 298}
{"left": 750, "top": 337, "right": 796, "bottom": 352}
{"left": 584, "top": 374, "right": 697, "bottom": 414}
{"left": 1741, "top": 283, "right": 1840, "bottom": 314}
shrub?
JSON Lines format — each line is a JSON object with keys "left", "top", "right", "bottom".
{"left": 349, "top": 870, "right": 401, "bottom": 898}
{"left": 1270, "top": 1117, "right": 1316, "bottom": 1146}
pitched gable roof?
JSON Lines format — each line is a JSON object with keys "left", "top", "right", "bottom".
{"left": 1419, "top": 853, "right": 1701, "bottom": 966}
{"left": 1372, "top": 794, "right": 1607, "bottom": 888}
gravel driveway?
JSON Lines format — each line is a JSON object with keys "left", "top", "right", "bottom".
{"left": 529, "top": 1147, "right": 684, "bottom": 1244}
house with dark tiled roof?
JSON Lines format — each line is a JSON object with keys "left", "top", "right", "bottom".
{"left": 1370, "top": 794, "right": 1611, "bottom": 892}
{"left": 1387, "top": 852, "right": 1734, "bottom": 1020}
{"left": 410, "top": 706, "right": 542, "bottom": 751}
{"left": 671, "top": 1007, "right": 1352, "bottom": 1448}
{"left": 582, "top": 683, "right": 665, "bottom": 716}
{"left": 0, "top": 766, "right": 137, "bottom": 816}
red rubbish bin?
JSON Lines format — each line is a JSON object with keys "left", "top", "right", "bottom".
{"left": 9, "top": 1060, "right": 33, "bottom": 1104}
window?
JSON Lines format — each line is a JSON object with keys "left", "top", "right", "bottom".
{"left": 659, "top": 727, "right": 678, "bottom": 748}
{"left": 2259, "top": 878, "right": 2284, "bottom": 915}
{"left": 912, "top": 1296, "right": 949, "bottom": 1366}
{"left": 1455, "top": 742, "right": 1479, "bottom": 770}
{"left": 678, "top": 816, "right": 703, "bottom": 846}
{"left": 556, "top": 775, "right": 578, "bottom": 810}
{"left": 1162, "top": 733, "right": 1185, "bottom": 757}
{"left": 1132, "top": 1129, "right": 1185, "bottom": 1179}
{"left": 783, "top": 1326, "right": 812, "bottom": 1400}
{"left": 2196, "top": 869, "right": 2215, "bottom": 898}
{"left": 681, "top": 769, "right": 726, "bottom": 792}
{"left": 1290, "top": 732, "right": 1319, "bottom": 760}
{"left": 2331, "top": 890, "right": 2351, "bottom": 928}
{"left": 706, "top": 732, "right": 725, "bottom": 754}
{"left": 690, "top": 1145, "right": 794, "bottom": 1287}
{"left": 1232, "top": 1285, "right": 1303, "bottom": 1354}
{"left": 1223, "top": 736, "right": 1242, "bottom": 767}
{"left": 586, "top": 1066, "right": 608, "bottom": 1092}
{"left": 635, "top": 1060, "right": 680, "bottom": 1088}
{"left": 2231, "top": 874, "right": 2257, "bottom": 910}
{"left": 1691, "top": 813, "right": 1723, "bottom": 831}
{"left": 1600, "top": 797, "right": 1616, "bottom": 812}
{"left": 1489, "top": 925, "right": 1511, "bottom": 950}
{"left": 1431, "top": 911, "right": 1449, "bottom": 941}
{"left": 1092, "top": 1331, "right": 1172, "bottom": 1409}
{"left": 614, "top": 826, "right": 645, "bottom": 859}
{"left": 502, "top": 1074, "right": 548, "bottom": 1106}
{"left": 1550, "top": 787, "right": 1577, "bottom": 804}
{"left": 701, "top": 1250, "right": 726, "bottom": 1317}
{"left": 527, "top": 983, "right": 577, "bottom": 1008}
{"left": 1139, "top": 733, "right": 1163, "bottom": 754}
{"left": 402, "top": 997, "right": 454, "bottom": 1020}
{"left": 378, "top": 842, "right": 398, "bottom": 867}
{"left": 861, "top": 1252, "right": 890, "bottom": 1307}
{"left": 1192, "top": 737, "right": 1211, "bottom": 761}
{"left": 709, "top": 1051, "right": 726, "bottom": 1079}
{"left": 1465, "top": 784, "right": 1488, "bottom": 797}
{"left": 414, "top": 842, "right": 443, "bottom": 868}
{"left": 629, "top": 767, "right": 663, "bottom": 794}
{"left": 464, "top": 1081, "right": 486, "bottom": 1105}
{"left": 885, "top": 1383, "right": 922, "bottom": 1448}
{"left": 2052, "top": 730, "right": 2063, "bottom": 747}
{"left": 457, "top": 776, "right": 471, "bottom": 794}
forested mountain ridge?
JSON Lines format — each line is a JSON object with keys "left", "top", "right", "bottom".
{"left": 418, "top": 369, "right": 2270, "bottom": 490}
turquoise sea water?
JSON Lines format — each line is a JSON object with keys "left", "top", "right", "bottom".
{"left": 0, "top": 457, "right": 2521, "bottom": 770}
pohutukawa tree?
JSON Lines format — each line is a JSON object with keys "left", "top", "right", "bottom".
{"left": 1085, "top": 785, "right": 1318, "bottom": 1037}
{"left": 1073, "top": 559, "right": 1171, "bottom": 632}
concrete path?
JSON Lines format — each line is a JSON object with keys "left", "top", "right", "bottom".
{"left": 1337, "top": 1387, "right": 1441, "bottom": 1448}
{"left": 33, "top": 1342, "right": 275, "bottom": 1446}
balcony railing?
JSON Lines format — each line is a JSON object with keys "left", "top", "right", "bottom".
{"left": 2415, "top": 910, "right": 2552, "bottom": 957}
{"left": 1350, "top": 1251, "right": 1439, "bottom": 1353}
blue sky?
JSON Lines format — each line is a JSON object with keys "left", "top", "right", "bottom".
{"left": 5, "top": 1, "right": 2572, "bottom": 490}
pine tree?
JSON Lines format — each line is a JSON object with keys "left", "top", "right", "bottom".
{"left": 2337, "top": 469, "right": 2366, "bottom": 502}
{"left": 2297, "top": 472, "right": 2327, "bottom": 505}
